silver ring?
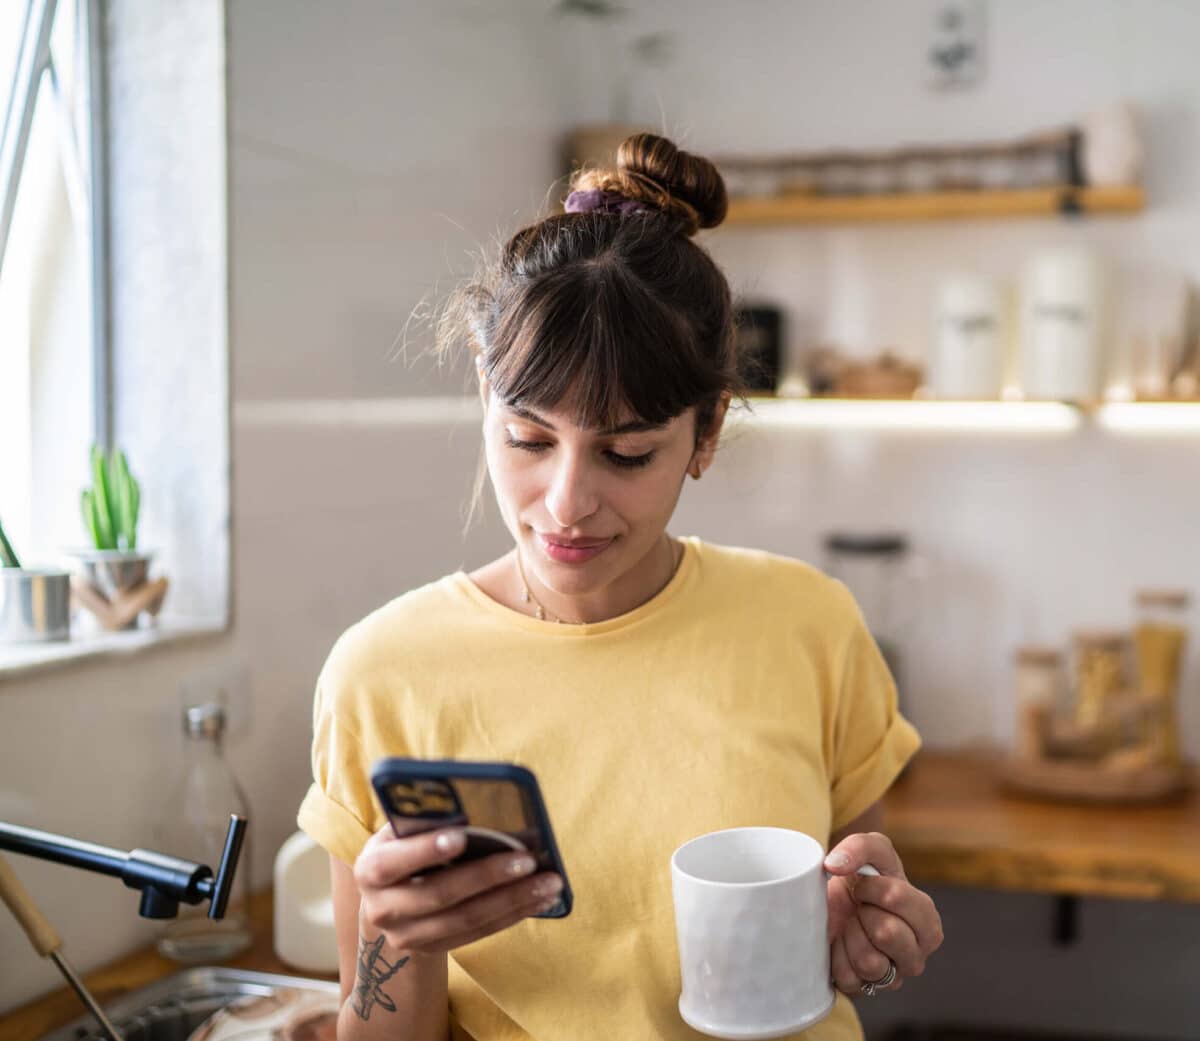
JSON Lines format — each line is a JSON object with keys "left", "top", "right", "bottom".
{"left": 860, "top": 960, "right": 897, "bottom": 996}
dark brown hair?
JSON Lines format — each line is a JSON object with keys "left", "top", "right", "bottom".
{"left": 439, "top": 133, "right": 745, "bottom": 441}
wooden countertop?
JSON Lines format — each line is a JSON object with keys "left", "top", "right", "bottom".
{"left": 3, "top": 750, "right": 1198, "bottom": 1041}
{"left": 880, "top": 749, "right": 1200, "bottom": 902}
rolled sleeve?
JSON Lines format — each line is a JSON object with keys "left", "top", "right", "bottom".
{"left": 297, "top": 782, "right": 373, "bottom": 867}
{"left": 828, "top": 597, "right": 922, "bottom": 831}
{"left": 296, "top": 678, "right": 378, "bottom": 866}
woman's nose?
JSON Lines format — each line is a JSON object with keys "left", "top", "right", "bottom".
{"left": 544, "top": 455, "right": 600, "bottom": 529}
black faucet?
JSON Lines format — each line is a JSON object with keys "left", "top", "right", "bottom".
{"left": 0, "top": 813, "right": 247, "bottom": 919}
{"left": 0, "top": 814, "right": 247, "bottom": 1041}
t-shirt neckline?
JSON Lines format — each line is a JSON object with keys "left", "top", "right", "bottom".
{"left": 450, "top": 536, "right": 699, "bottom": 637}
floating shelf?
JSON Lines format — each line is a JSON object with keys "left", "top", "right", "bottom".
{"left": 724, "top": 185, "right": 1145, "bottom": 226}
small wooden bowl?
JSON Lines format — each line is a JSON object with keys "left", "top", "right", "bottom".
{"left": 998, "top": 754, "right": 1190, "bottom": 804}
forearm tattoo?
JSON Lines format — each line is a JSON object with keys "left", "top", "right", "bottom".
{"left": 352, "top": 934, "right": 409, "bottom": 1020}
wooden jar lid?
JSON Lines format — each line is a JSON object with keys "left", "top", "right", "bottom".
{"left": 1071, "top": 629, "right": 1127, "bottom": 650}
{"left": 1015, "top": 645, "right": 1061, "bottom": 666}
{"left": 1135, "top": 589, "right": 1190, "bottom": 609}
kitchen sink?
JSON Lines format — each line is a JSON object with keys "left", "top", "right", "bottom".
{"left": 37, "top": 969, "right": 339, "bottom": 1041}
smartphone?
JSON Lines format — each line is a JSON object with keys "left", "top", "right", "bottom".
{"left": 370, "top": 757, "right": 573, "bottom": 918}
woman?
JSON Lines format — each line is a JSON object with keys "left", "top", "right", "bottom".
{"left": 298, "top": 134, "right": 943, "bottom": 1041}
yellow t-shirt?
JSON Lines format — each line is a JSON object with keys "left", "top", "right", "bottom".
{"left": 297, "top": 537, "right": 921, "bottom": 1041}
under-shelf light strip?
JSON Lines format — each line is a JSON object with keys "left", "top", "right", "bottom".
{"left": 745, "top": 399, "right": 1082, "bottom": 433}
{"left": 233, "top": 398, "right": 1200, "bottom": 434}
{"left": 1096, "top": 403, "right": 1200, "bottom": 433}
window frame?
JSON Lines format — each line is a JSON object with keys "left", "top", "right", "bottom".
{"left": 0, "top": 0, "right": 110, "bottom": 453}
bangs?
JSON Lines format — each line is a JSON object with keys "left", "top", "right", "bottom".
{"left": 483, "top": 261, "right": 724, "bottom": 430}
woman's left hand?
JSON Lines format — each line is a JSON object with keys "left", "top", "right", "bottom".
{"left": 824, "top": 831, "right": 944, "bottom": 996}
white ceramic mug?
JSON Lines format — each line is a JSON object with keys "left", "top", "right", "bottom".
{"left": 670, "top": 827, "right": 878, "bottom": 1041}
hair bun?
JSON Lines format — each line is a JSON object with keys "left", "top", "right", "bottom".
{"left": 567, "top": 134, "right": 728, "bottom": 236}
{"left": 616, "top": 134, "right": 728, "bottom": 234}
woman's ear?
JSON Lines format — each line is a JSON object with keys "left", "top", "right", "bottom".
{"left": 689, "top": 392, "right": 731, "bottom": 480}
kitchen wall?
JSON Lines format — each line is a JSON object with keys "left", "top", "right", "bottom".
{"left": 2, "top": 1, "right": 1198, "bottom": 1037}
{"left": 0, "top": 0, "right": 562, "bottom": 1012}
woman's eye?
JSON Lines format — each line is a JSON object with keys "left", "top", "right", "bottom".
{"left": 505, "top": 433, "right": 550, "bottom": 453}
{"left": 606, "top": 450, "right": 654, "bottom": 469}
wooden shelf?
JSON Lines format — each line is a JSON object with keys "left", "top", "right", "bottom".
{"left": 725, "top": 185, "right": 1145, "bottom": 225}
{"left": 881, "top": 749, "right": 1200, "bottom": 902}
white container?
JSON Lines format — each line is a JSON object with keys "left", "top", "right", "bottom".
{"left": 1019, "top": 248, "right": 1109, "bottom": 401}
{"left": 274, "top": 830, "right": 339, "bottom": 974}
{"left": 1082, "top": 102, "right": 1143, "bottom": 187}
{"left": 931, "top": 275, "right": 1006, "bottom": 399}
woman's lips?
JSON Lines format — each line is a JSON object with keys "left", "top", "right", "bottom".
{"left": 536, "top": 533, "right": 614, "bottom": 564}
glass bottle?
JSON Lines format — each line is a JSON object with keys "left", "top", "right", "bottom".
{"left": 155, "top": 702, "right": 252, "bottom": 962}
{"left": 1133, "top": 589, "right": 1190, "bottom": 768}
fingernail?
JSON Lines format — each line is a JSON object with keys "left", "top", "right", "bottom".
{"left": 508, "top": 855, "right": 537, "bottom": 877}
{"left": 537, "top": 898, "right": 559, "bottom": 913}
{"left": 825, "top": 851, "right": 851, "bottom": 869}
{"left": 435, "top": 829, "right": 465, "bottom": 854}
{"left": 533, "top": 875, "right": 564, "bottom": 898}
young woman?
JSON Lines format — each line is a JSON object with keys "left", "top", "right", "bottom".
{"left": 298, "top": 133, "right": 943, "bottom": 1041}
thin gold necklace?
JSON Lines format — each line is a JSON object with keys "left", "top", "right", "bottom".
{"left": 514, "top": 538, "right": 682, "bottom": 625}
{"left": 515, "top": 548, "right": 564, "bottom": 623}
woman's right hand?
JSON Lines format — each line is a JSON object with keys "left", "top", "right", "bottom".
{"left": 353, "top": 825, "right": 564, "bottom": 955}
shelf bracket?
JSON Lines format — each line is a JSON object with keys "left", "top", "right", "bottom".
{"left": 1052, "top": 894, "right": 1080, "bottom": 946}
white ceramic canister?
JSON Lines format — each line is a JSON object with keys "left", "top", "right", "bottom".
{"left": 930, "top": 275, "right": 1007, "bottom": 399}
{"left": 274, "top": 831, "right": 339, "bottom": 974}
{"left": 1019, "top": 248, "right": 1110, "bottom": 401}
{"left": 1081, "top": 102, "right": 1143, "bottom": 188}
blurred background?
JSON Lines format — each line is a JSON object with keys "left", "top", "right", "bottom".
{"left": 1, "top": 2, "right": 1198, "bottom": 1039}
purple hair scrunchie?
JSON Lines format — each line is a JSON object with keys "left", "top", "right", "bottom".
{"left": 564, "top": 188, "right": 654, "bottom": 218}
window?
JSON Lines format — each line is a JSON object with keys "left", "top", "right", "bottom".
{"left": 0, "top": 0, "right": 105, "bottom": 565}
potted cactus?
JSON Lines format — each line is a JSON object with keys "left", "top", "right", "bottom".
{"left": 69, "top": 445, "right": 161, "bottom": 628}
{"left": 0, "top": 515, "right": 71, "bottom": 643}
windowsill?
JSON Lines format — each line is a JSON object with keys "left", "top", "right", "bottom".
{"left": 0, "top": 617, "right": 228, "bottom": 680}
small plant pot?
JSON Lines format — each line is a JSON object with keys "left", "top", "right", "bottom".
{"left": 0, "top": 569, "right": 71, "bottom": 643}
{"left": 66, "top": 549, "right": 157, "bottom": 631}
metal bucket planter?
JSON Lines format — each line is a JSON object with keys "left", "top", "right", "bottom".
{"left": 0, "top": 569, "right": 71, "bottom": 643}
{"left": 68, "top": 549, "right": 155, "bottom": 631}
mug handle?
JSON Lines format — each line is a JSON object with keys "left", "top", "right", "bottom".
{"left": 824, "top": 864, "right": 880, "bottom": 881}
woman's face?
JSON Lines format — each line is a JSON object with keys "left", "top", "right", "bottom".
{"left": 482, "top": 388, "right": 709, "bottom": 606}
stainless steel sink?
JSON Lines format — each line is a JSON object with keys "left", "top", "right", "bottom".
{"left": 37, "top": 969, "right": 339, "bottom": 1041}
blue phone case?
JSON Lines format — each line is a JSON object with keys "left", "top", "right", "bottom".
{"left": 370, "top": 757, "right": 573, "bottom": 918}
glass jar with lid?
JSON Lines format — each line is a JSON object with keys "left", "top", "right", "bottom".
{"left": 1133, "top": 589, "right": 1190, "bottom": 767}
{"left": 1013, "top": 646, "right": 1062, "bottom": 761}
{"left": 1072, "top": 631, "right": 1127, "bottom": 720}
{"left": 823, "top": 533, "right": 913, "bottom": 717}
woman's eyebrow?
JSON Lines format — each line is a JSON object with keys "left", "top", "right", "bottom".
{"left": 508, "top": 404, "right": 556, "bottom": 429}
{"left": 507, "top": 404, "right": 666, "bottom": 436}
{"left": 602, "top": 418, "right": 668, "bottom": 435}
